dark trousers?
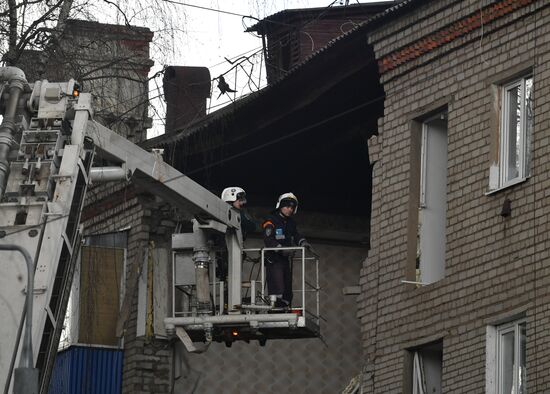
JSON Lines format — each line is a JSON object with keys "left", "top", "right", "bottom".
{"left": 266, "top": 254, "right": 293, "bottom": 304}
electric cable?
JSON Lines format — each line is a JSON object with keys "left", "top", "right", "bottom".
{"left": 3, "top": 14, "right": 487, "bottom": 240}
{"left": 160, "top": 0, "right": 255, "bottom": 19}
{"left": 0, "top": 89, "right": 383, "bottom": 240}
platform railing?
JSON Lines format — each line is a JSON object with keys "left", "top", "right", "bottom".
{"left": 172, "top": 247, "right": 320, "bottom": 327}
{"left": 243, "top": 246, "right": 320, "bottom": 326}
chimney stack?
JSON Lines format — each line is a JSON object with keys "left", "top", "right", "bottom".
{"left": 163, "top": 66, "right": 211, "bottom": 134}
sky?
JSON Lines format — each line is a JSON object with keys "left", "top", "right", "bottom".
{"left": 143, "top": 0, "right": 387, "bottom": 137}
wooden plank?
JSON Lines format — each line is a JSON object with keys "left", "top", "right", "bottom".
{"left": 79, "top": 246, "right": 124, "bottom": 346}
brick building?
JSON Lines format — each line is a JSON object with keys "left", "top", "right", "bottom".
{"left": 17, "top": 19, "right": 161, "bottom": 393}
{"left": 135, "top": 4, "right": 390, "bottom": 393}
{"left": 357, "top": 0, "right": 547, "bottom": 392}
{"left": 21, "top": 1, "right": 549, "bottom": 393}
{"left": 246, "top": 1, "right": 393, "bottom": 83}
{"left": 38, "top": 4, "right": 385, "bottom": 393}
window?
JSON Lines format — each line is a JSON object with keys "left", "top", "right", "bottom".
{"left": 491, "top": 76, "right": 533, "bottom": 190}
{"left": 487, "top": 319, "right": 526, "bottom": 394}
{"left": 59, "top": 232, "right": 127, "bottom": 349}
{"left": 417, "top": 113, "right": 448, "bottom": 284}
{"left": 407, "top": 341, "right": 443, "bottom": 394}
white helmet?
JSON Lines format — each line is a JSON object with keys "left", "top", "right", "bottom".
{"left": 221, "top": 187, "right": 247, "bottom": 203}
{"left": 276, "top": 192, "right": 298, "bottom": 213}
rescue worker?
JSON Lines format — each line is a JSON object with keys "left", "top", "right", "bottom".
{"left": 262, "top": 192, "right": 311, "bottom": 309}
{"left": 221, "top": 186, "right": 256, "bottom": 241}
{"left": 217, "top": 187, "right": 256, "bottom": 284}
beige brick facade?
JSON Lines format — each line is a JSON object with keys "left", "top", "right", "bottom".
{"left": 360, "top": 0, "right": 549, "bottom": 392}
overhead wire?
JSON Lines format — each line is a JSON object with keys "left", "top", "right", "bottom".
{"left": 142, "top": 1, "right": 362, "bottom": 115}
{"left": 90, "top": 45, "right": 260, "bottom": 116}
{"left": 160, "top": 0, "right": 256, "bottom": 19}
{"left": 201, "top": 1, "right": 364, "bottom": 113}
{"left": 1, "top": 3, "right": 407, "bottom": 239}
{"left": 105, "top": 29, "right": 480, "bottom": 184}
{"left": 0, "top": 86, "right": 385, "bottom": 240}
{"left": 210, "top": 0, "right": 344, "bottom": 102}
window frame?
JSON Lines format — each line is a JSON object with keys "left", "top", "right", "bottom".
{"left": 416, "top": 113, "right": 448, "bottom": 285}
{"left": 492, "top": 319, "right": 526, "bottom": 394}
{"left": 419, "top": 122, "right": 429, "bottom": 209}
{"left": 405, "top": 340, "right": 443, "bottom": 394}
{"left": 497, "top": 75, "right": 533, "bottom": 189}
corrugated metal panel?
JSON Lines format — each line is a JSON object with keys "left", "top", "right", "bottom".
{"left": 48, "top": 346, "right": 123, "bottom": 394}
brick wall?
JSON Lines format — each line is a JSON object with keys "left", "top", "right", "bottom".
{"left": 82, "top": 193, "right": 175, "bottom": 393}
{"left": 361, "top": 0, "right": 550, "bottom": 392}
{"left": 177, "top": 238, "right": 366, "bottom": 394}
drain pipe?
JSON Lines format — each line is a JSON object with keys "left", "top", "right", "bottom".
{"left": 0, "top": 67, "right": 28, "bottom": 199}
{"left": 0, "top": 244, "right": 38, "bottom": 394}
{"left": 192, "top": 220, "right": 212, "bottom": 314}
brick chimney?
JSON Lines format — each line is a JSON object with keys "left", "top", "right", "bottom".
{"left": 163, "top": 66, "right": 211, "bottom": 134}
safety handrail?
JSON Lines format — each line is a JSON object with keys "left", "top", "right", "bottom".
{"left": 0, "top": 244, "right": 38, "bottom": 394}
{"left": 243, "top": 246, "right": 320, "bottom": 326}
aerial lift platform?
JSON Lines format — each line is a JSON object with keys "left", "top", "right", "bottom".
{"left": 0, "top": 67, "right": 320, "bottom": 393}
{"left": 167, "top": 243, "right": 320, "bottom": 349}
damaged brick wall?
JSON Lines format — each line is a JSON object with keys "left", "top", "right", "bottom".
{"left": 361, "top": 0, "right": 549, "bottom": 392}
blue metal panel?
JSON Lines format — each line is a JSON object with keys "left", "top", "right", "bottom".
{"left": 48, "top": 346, "right": 123, "bottom": 394}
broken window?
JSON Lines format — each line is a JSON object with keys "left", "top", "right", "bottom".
{"left": 487, "top": 319, "right": 526, "bottom": 394}
{"left": 59, "top": 232, "right": 127, "bottom": 349}
{"left": 490, "top": 75, "right": 533, "bottom": 190}
{"left": 408, "top": 341, "right": 443, "bottom": 394}
{"left": 417, "top": 113, "right": 448, "bottom": 284}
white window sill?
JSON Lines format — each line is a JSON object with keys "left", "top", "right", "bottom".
{"left": 485, "top": 176, "right": 530, "bottom": 196}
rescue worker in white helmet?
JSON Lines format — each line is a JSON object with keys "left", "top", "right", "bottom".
{"left": 221, "top": 187, "right": 256, "bottom": 241}
{"left": 217, "top": 187, "right": 257, "bottom": 283}
{"left": 262, "top": 192, "right": 311, "bottom": 309}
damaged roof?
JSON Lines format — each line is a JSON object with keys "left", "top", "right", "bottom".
{"left": 142, "top": 0, "right": 421, "bottom": 151}
{"left": 245, "top": 1, "right": 396, "bottom": 34}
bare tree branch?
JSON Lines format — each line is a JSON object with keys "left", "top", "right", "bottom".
{"left": 15, "top": 0, "right": 64, "bottom": 52}
{"left": 0, "top": 0, "right": 187, "bottom": 139}
{"left": 35, "top": 0, "right": 73, "bottom": 76}
{"left": 101, "top": 0, "right": 131, "bottom": 26}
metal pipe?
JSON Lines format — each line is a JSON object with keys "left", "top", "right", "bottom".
{"left": 165, "top": 312, "right": 298, "bottom": 327}
{"left": 89, "top": 166, "right": 129, "bottom": 182}
{"left": 239, "top": 304, "right": 272, "bottom": 311}
{"left": 192, "top": 221, "right": 211, "bottom": 313}
{"left": 194, "top": 258, "right": 210, "bottom": 312}
{"left": 0, "top": 67, "right": 28, "bottom": 199}
{"left": 400, "top": 280, "right": 429, "bottom": 286}
{"left": 0, "top": 244, "right": 38, "bottom": 394}
{"left": 0, "top": 67, "right": 27, "bottom": 84}
{"left": 301, "top": 250, "right": 305, "bottom": 317}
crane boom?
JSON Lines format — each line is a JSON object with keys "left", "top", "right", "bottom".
{"left": 0, "top": 68, "right": 319, "bottom": 394}
{"left": 0, "top": 69, "right": 243, "bottom": 393}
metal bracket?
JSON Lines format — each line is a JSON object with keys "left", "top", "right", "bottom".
{"left": 197, "top": 219, "right": 228, "bottom": 234}
{"left": 49, "top": 174, "right": 74, "bottom": 181}
{"left": 45, "top": 305, "right": 55, "bottom": 325}
{"left": 42, "top": 212, "right": 66, "bottom": 217}
{"left": 61, "top": 232, "right": 73, "bottom": 255}
{"left": 21, "top": 286, "right": 47, "bottom": 295}
{"left": 176, "top": 326, "right": 210, "bottom": 354}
